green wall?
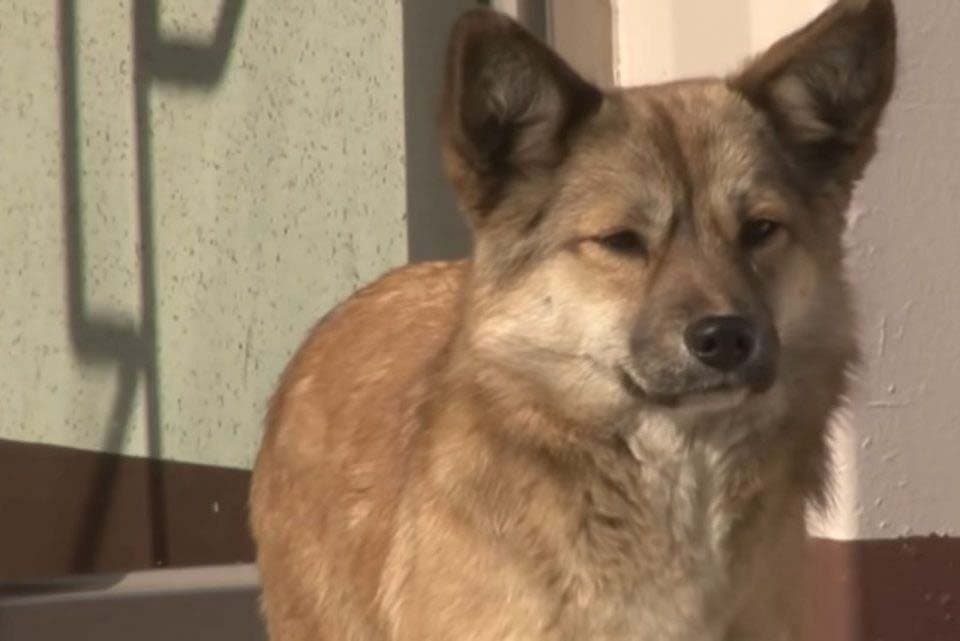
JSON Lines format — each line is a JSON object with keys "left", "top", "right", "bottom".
{"left": 0, "top": 0, "right": 407, "bottom": 469}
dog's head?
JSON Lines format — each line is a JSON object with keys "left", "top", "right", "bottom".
{"left": 442, "top": 1, "right": 896, "bottom": 430}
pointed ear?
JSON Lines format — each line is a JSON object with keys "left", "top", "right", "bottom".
{"left": 441, "top": 9, "right": 603, "bottom": 220}
{"left": 730, "top": 0, "right": 897, "bottom": 189}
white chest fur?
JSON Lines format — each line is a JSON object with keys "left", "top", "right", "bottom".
{"left": 564, "top": 409, "right": 782, "bottom": 640}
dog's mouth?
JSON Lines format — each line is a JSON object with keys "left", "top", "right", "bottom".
{"left": 618, "top": 367, "right": 771, "bottom": 409}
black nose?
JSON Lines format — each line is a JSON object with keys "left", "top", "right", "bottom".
{"left": 684, "top": 315, "right": 757, "bottom": 372}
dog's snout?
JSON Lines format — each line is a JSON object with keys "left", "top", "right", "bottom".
{"left": 684, "top": 316, "right": 757, "bottom": 373}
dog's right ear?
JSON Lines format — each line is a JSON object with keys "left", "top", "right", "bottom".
{"left": 441, "top": 9, "right": 603, "bottom": 223}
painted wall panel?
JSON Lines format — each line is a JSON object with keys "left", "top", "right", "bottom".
{"left": 0, "top": 0, "right": 407, "bottom": 469}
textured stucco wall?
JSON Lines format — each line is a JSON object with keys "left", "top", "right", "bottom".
{"left": 0, "top": 0, "right": 406, "bottom": 469}
{"left": 845, "top": 0, "right": 960, "bottom": 539}
{"left": 611, "top": 0, "right": 960, "bottom": 539}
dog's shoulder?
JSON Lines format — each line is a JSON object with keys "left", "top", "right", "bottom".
{"left": 257, "top": 259, "right": 468, "bottom": 467}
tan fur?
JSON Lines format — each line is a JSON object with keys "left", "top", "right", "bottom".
{"left": 251, "top": 2, "right": 896, "bottom": 639}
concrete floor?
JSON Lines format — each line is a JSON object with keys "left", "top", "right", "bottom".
{"left": 0, "top": 565, "right": 266, "bottom": 641}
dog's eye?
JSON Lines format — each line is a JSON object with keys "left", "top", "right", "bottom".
{"left": 739, "top": 219, "right": 782, "bottom": 250}
{"left": 597, "top": 230, "right": 647, "bottom": 256}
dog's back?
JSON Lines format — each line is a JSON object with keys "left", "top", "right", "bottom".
{"left": 251, "top": 261, "right": 465, "bottom": 640}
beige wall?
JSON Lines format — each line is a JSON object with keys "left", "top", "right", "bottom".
{"left": 607, "top": 0, "right": 960, "bottom": 539}
{"left": 613, "top": 0, "right": 829, "bottom": 85}
{"left": 550, "top": 0, "right": 615, "bottom": 86}
{"left": 845, "top": 0, "right": 960, "bottom": 539}
{"left": 0, "top": 0, "right": 406, "bottom": 469}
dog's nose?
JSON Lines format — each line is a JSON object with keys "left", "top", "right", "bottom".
{"left": 684, "top": 315, "right": 757, "bottom": 372}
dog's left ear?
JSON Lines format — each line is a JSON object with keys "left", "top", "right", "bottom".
{"left": 731, "top": 0, "right": 897, "bottom": 189}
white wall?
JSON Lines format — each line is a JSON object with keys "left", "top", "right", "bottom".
{"left": 609, "top": 0, "right": 960, "bottom": 540}
{"left": 613, "top": 0, "right": 830, "bottom": 86}
{"left": 846, "top": 0, "right": 960, "bottom": 539}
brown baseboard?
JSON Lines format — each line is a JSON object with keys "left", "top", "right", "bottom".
{"left": 2, "top": 438, "right": 958, "bottom": 639}
{"left": 806, "top": 536, "right": 960, "bottom": 640}
{"left": 0, "top": 439, "right": 254, "bottom": 581}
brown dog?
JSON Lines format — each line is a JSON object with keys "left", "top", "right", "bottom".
{"left": 250, "top": 2, "right": 897, "bottom": 639}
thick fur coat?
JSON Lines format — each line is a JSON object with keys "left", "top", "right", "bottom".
{"left": 251, "top": 2, "right": 897, "bottom": 639}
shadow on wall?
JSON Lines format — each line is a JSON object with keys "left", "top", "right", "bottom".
{"left": 58, "top": 0, "right": 246, "bottom": 574}
{"left": 402, "top": 0, "right": 475, "bottom": 262}
{"left": 404, "top": 0, "right": 546, "bottom": 262}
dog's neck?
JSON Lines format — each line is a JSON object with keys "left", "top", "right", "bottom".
{"left": 425, "top": 358, "right": 804, "bottom": 635}
{"left": 622, "top": 407, "right": 791, "bottom": 548}
{"left": 431, "top": 352, "right": 797, "bottom": 553}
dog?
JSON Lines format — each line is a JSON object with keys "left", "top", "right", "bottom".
{"left": 250, "top": 1, "right": 896, "bottom": 639}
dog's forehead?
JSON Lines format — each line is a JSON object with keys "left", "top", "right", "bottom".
{"left": 629, "top": 82, "right": 762, "bottom": 176}
{"left": 571, "top": 81, "right": 767, "bottom": 205}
